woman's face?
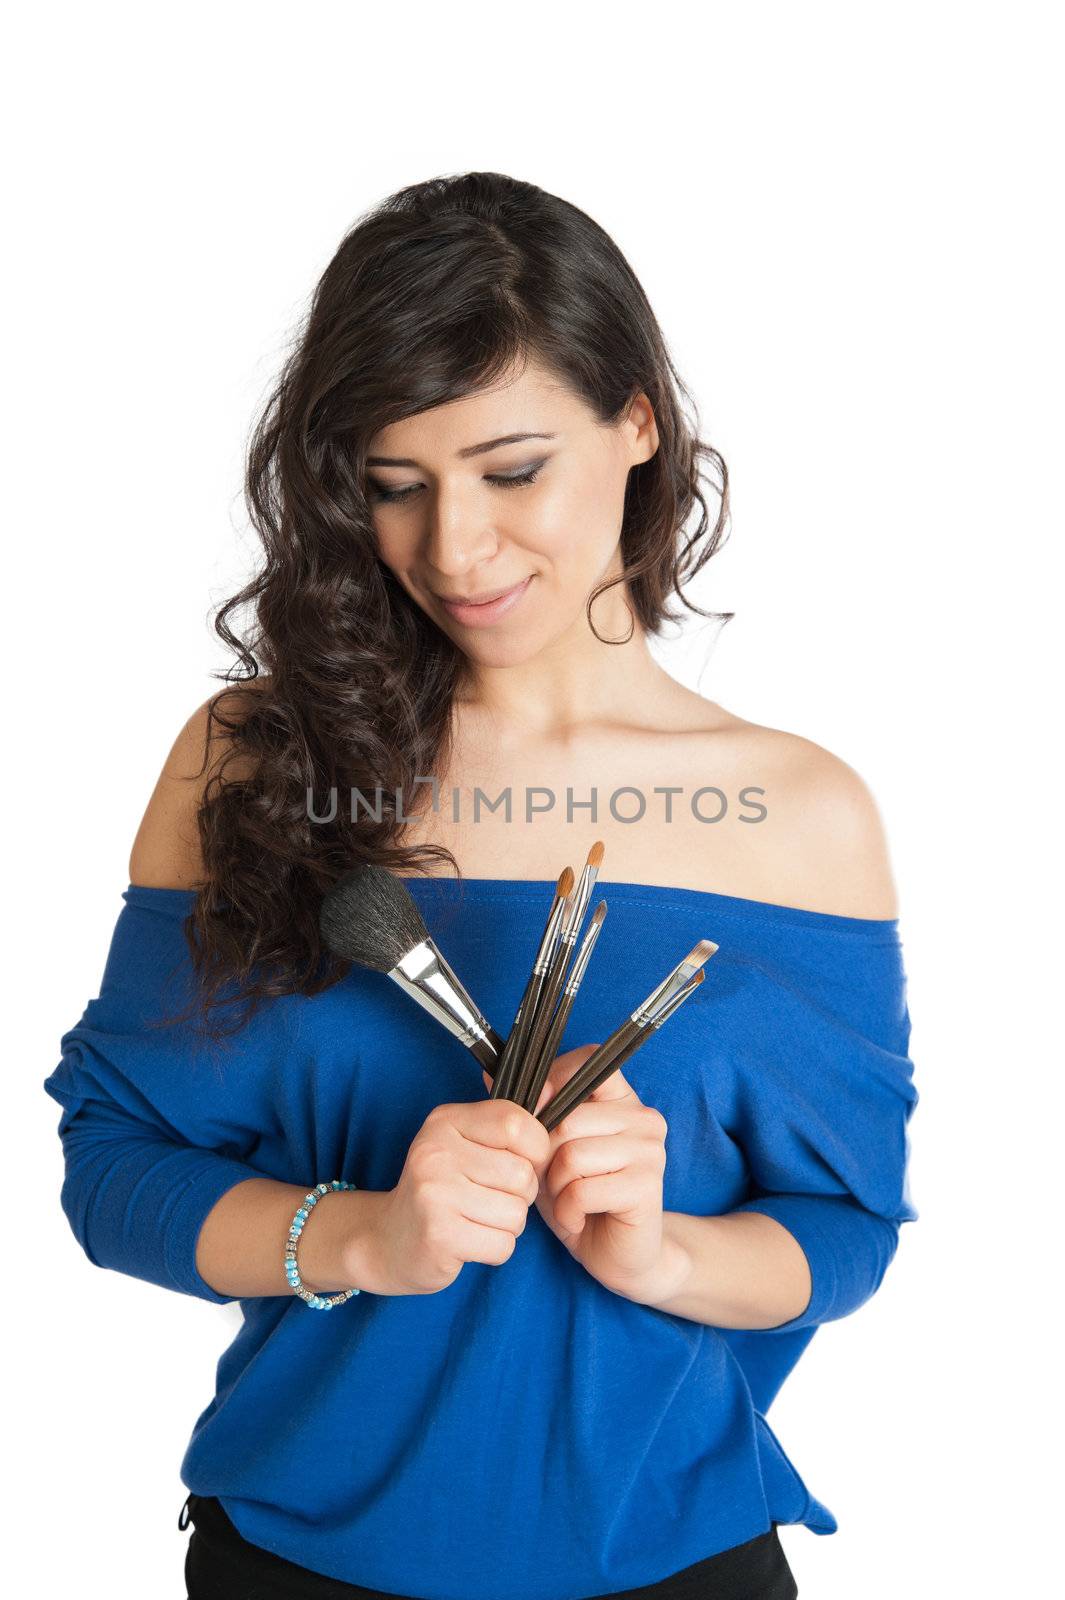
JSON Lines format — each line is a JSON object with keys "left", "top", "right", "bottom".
{"left": 364, "top": 356, "right": 659, "bottom": 667}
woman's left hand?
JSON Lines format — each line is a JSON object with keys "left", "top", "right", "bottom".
{"left": 483, "top": 1046, "right": 669, "bottom": 1295}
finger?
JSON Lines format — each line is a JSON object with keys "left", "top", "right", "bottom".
{"left": 543, "top": 1096, "right": 653, "bottom": 1148}
{"left": 546, "top": 1060, "right": 642, "bottom": 1128}
{"left": 463, "top": 1141, "right": 541, "bottom": 1203}
{"left": 555, "top": 1170, "right": 652, "bottom": 1232}
{"left": 543, "top": 1043, "right": 602, "bottom": 1094}
{"left": 534, "top": 1043, "right": 604, "bottom": 1114}
{"left": 454, "top": 1099, "right": 550, "bottom": 1168}
{"left": 544, "top": 1132, "right": 659, "bottom": 1202}
{"left": 529, "top": 1047, "right": 591, "bottom": 1118}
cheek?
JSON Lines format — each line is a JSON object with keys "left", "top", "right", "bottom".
{"left": 530, "top": 477, "right": 621, "bottom": 565}
{"left": 370, "top": 520, "right": 410, "bottom": 572}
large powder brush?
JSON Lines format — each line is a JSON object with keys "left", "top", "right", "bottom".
{"left": 319, "top": 865, "right": 506, "bottom": 1073}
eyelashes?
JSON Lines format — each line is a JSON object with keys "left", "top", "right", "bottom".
{"left": 366, "top": 462, "right": 546, "bottom": 505}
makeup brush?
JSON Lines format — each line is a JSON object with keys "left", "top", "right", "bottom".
{"left": 539, "top": 941, "right": 718, "bottom": 1131}
{"left": 319, "top": 865, "right": 506, "bottom": 1073}
{"left": 509, "top": 842, "right": 605, "bottom": 1111}
{"left": 490, "top": 868, "right": 574, "bottom": 1102}
{"left": 520, "top": 900, "right": 607, "bottom": 1113}
{"left": 540, "top": 969, "right": 707, "bottom": 1131}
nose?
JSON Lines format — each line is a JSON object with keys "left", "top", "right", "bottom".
{"left": 422, "top": 485, "right": 500, "bottom": 580}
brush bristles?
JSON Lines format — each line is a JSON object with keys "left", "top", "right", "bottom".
{"left": 319, "top": 865, "right": 431, "bottom": 972}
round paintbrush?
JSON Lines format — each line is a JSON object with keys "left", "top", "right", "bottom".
{"left": 519, "top": 900, "right": 607, "bottom": 1112}
{"left": 509, "top": 842, "right": 605, "bottom": 1110}
{"left": 506, "top": 889, "right": 576, "bottom": 1108}
{"left": 489, "top": 867, "right": 574, "bottom": 1102}
{"left": 319, "top": 865, "right": 506, "bottom": 1072}
{"left": 540, "top": 968, "right": 706, "bottom": 1131}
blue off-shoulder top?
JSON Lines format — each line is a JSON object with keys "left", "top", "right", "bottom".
{"left": 43, "top": 875, "right": 919, "bottom": 1600}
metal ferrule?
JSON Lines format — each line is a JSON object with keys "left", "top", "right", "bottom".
{"left": 649, "top": 971, "right": 702, "bottom": 1027}
{"left": 632, "top": 954, "right": 706, "bottom": 1027}
{"left": 560, "top": 869, "right": 594, "bottom": 948}
{"left": 562, "top": 903, "right": 606, "bottom": 996}
{"left": 533, "top": 893, "right": 571, "bottom": 975}
{"left": 390, "top": 938, "right": 498, "bottom": 1059}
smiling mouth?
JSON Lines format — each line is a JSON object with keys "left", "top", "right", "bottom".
{"left": 434, "top": 580, "right": 529, "bottom": 605}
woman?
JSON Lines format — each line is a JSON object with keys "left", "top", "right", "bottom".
{"left": 44, "top": 172, "right": 918, "bottom": 1600}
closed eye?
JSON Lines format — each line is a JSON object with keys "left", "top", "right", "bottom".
{"left": 366, "top": 462, "right": 546, "bottom": 505}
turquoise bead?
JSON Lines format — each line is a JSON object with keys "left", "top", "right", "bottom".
{"left": 287, "top": 1179, "right": 358, "bottom": 1310}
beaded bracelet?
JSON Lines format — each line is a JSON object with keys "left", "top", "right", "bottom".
{"left": 285, "top": 1180, "right": 362, "bottom": 1309}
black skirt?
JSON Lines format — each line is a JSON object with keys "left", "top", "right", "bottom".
{"left": 180, "top": 1492, "right": 799, "bottom": 1600}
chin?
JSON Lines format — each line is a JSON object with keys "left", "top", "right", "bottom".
{"left": 450, "top": 619, "right": 558, "bottom": 666}
{"left": 455, "top": 633, "right": 538, "bottom": 666}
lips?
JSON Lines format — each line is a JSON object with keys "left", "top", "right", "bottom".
{"left": 435, "top": 582, "right": 526, "bottom": 605}
{"left": 435, "top": 575, "right": 534, "bottom": 626}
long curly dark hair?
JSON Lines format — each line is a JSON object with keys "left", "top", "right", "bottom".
{"left": 177, "top": 170, "right": 733, "bottom": 1037}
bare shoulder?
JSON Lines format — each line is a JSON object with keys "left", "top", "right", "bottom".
{"left": 742, "top": 718, "right": 900, "bottom": 920}
{"left": 128, "top": 677, "right": 271, "bottom": 890}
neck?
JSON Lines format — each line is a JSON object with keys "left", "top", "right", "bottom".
{"left": 455, "top": 594, "right": 666, "bottom": 741}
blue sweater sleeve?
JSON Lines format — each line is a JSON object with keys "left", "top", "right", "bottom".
{"left": 723, "top": 927, "right": 919, "bottom": 1333}
{"left": 42, "top": 890, "right": 277, "bottom": 1305}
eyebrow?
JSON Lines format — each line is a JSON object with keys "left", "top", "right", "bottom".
{"left": 366, "top": 431, "right": 557, "bottom": 468}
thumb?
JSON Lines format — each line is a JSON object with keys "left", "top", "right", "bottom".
{"left": 551, "top": 1042, "right": 601, "bottom": 1087}
{"left": 532, "top": 1042, "right": 601, "bottom": 1114}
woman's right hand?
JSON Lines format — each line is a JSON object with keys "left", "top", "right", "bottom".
{"left": 366, "top": 1099, "right": 553, "bottom": 1294}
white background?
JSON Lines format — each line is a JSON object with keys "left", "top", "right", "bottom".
{"left": 9, "top": 2, "right": 1061, "bottom": 1594}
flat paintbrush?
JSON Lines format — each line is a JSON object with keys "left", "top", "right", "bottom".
{"left": 540, "top": 969, "right": 706, "bottom": 1131}
{"left": 539, "top": 940, "right": 718, "bottom": 1131}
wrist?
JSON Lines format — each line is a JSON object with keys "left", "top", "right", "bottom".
{"left": 296, "top": 1188, "right": 392, "bottom": 1297}
{"left": 341, "top": 1189, "right": 401, "bottom": 1296}
{"left": 608, "top": 1215, "right": 694, "bottom": 1308}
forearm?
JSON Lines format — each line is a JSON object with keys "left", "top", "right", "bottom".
{"left": 613, "top": 1210, "right": 813, "bottom": 1330}
{"left": 195, "top": 1178, "right": 393, "bottom": 1300}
